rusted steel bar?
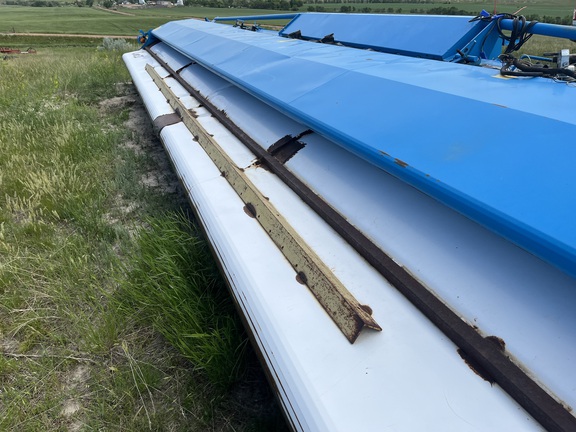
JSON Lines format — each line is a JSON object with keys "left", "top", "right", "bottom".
{"left": 146, "top": 63, "right": 381, "bottom": 343}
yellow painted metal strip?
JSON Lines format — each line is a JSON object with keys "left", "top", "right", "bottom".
{"left": 146, "top": 64, "right": 381, "bottom": 343}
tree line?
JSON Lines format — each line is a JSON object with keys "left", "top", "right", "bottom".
{"left": 4, "top": 0, "right": 575, "bottom": 25}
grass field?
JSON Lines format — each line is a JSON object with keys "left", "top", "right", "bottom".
{"left": 0, "top": 41, "right": 288, "bottom": 431}
{"left": 0, "top": 6, "right": 181, "bottom": 34}
{"left": 304, "top": 0, "right": 575, "bottom": 16}
{"left": 0, "top": 1, "right": 574, "bottom": 36}
{"left": 0, "top": 6, "right": 287, "bottom": 34}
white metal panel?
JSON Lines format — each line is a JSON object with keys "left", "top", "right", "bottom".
{"left": 179, "top": 62, "right": 306, "bottom": 150}
{"left": 157, "top": 119, "right": 544, "bottom": 431}
{"left": 169, "top": 47, "right": 576, "bottom": 411}
{"left": 125, "top": 48, "right": 576, "bottom": 431}
{"left": 123, "top": 52, "right": 174, "bottom": 121}
{"left": 286, "top": 133, "right": 576, "bottom": 409}
{"left": 159, "top": 123, "right": 314, "bottom": 432}
{"left": 150, "top": 41, "right": 193, "bottom": 72}
{"left": 162, "top": 76, "right": 191, "bottom": 100}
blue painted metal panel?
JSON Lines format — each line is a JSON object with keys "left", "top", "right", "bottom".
{"left": 498, "top": 19, "right": 576, "bottom": 40}
{"left": 150, "top": 18, "right": 576, "bottom": 277}
{"left": 214, "top": 13, "right": 299, "bottom": 22}
{"left": 279, "top": 13, "right": 496, "bottom": 60}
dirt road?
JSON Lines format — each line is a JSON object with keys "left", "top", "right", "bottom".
{"left": 0, "top": 32, "right": 133, "bottom": 38}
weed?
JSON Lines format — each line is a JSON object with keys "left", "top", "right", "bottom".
{"left": 98, "top": 37, "right": 133, "bottom": 52}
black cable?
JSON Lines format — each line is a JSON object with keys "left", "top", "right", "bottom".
{"left": 468, "top": 12, "right": 575, "bottom": 81}
{"left": 469, "top": 12, "right": 537, "bottom": 54}
{"left": 495, "top": 13, "right": 537, "bottom": 53}
{"left": 499, "top": 53, "right": 576, "bottom": 79}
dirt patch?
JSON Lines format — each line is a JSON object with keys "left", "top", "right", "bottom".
{"left": 123, "top": 97, "right": 156, "bottom": 155}
{"left": 99, "top": 94, "right": 137, "bottom": 112}
{"left": 59, "top": 364, "right": 90, "bottom": 430}
{"left": 123, "top": 93, "right": 182, "bottom": 196}
{"left": 68, "top": 364, "right": 90, "bottom": 386}
{"left": 100, "top": 89, "right": 183, "bottom": 198}
{"left": 0, "top": 337, "right": 19, "bottom": 354}
{"left": 61, "top": 399, "right": 81, "bottom": 418}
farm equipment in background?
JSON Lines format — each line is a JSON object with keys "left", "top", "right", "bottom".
{"left": 1, "top": 47, "right": 37, "bottom": 60}
{"left": 0, "top": 47, "right": 37, "bottom": 54}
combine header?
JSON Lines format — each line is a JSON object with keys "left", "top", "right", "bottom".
{"left": 124, "top": 12, "right": 576, "bottom": 431}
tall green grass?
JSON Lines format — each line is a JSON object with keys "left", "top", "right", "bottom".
{"left": 115, "top": 214, "right": 248, "bottom": 388}
{"left": 0, "top": 40, "right": 283, "bottom": 431}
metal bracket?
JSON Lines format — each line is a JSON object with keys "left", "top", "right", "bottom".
{"left": 146, "top": 64, "right": 381, "bottom": 343}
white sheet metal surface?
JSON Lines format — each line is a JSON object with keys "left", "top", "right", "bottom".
{"left": 123, "top": 52, "right": 173, "bottom": 121}
{"left": 123, "top": 48, "right": 576, "bottom": 431}
{"left": 158, "top": 110, "right": 543, "bottom": 432}
{"left": 149, "top": 42, "right": 193, "bottom": 71}
{"left": 160, "top": 48, "right": 576, "bottom": 411}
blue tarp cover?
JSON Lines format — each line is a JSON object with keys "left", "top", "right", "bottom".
{"left": 151, "top": 18, "right": 576, "bottom": 277}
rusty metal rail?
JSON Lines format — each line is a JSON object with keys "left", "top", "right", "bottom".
{"left": 146, "top": 63, "right": 381, "bottom": 343}
{"left": 145, "top": 46, "right": 576, "bottom": 432}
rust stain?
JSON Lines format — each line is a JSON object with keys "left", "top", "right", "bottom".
{"left": 295, "top": 271, "right": 307, "bottom": 285}
{"left": 379, "top": 150, "right": 390, "bottom": 157}
{"left": 394, "top": 158, "right": 408, "bottom": 168}
{"left": 485, "top": 335, "right": 506, "bottom": 351}
{"left": 458, "top": 334, "right": 506, "bottom": 384}
{"left": 360, "top": 304, "right": 373, "bottom": 315}
{"left": 457, "top": 348, "right": 496, "bottom": 384}
{"left": 267, "top": 131, "right": 311, "bottom": 164}
{"left": 253, "top": 158, "right": 271, "bottom": 172}
{"left": 243, "top": 203, "right": 257, "bottom": 218}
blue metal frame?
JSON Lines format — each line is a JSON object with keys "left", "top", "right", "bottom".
{"left": 498, "top": 18, "right": 576, "bottom": 39}
{"left": 278, "top": 13, "right": 501, "bottom": 61}
{"left": 213, "top": 13, "right": 299, "bottom": 22}
{"left": 146, "top": 15, "right": 576, "bottom": 278}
